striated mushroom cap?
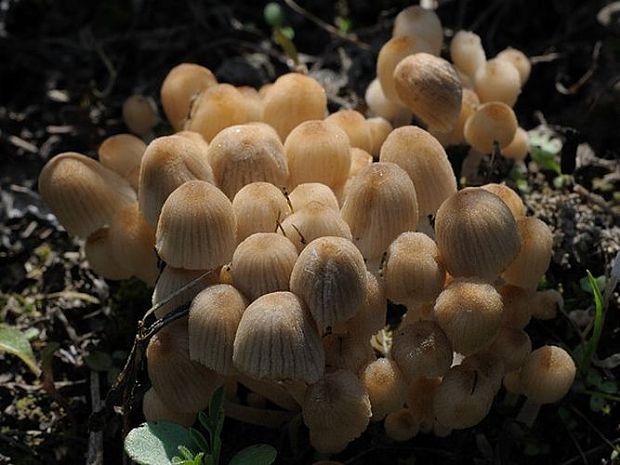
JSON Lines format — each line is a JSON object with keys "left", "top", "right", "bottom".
{"left": 98, "top": 134, "right": 146, "bottom": 189}
{"left": 325, "top": 110, "right": 373, "bottom": 154}
{"left": 519, "top": 345, "right": 576, "bottom": 404}
{"left": 142, "top": 387, "right": 197, "bottom": 427}
{"left": 392, "top": 6, "right": 443, "bottom": 56}
{"left": 361, "top": 358, "right": 407, "bottom": 421}
{"left": 464, "top": 102, "right": 518, "bottom": 154}
{"left": 232, "top": 182, "right": 290, "bottom": 243}
{"left": 450, "top": 31, "right": 486, "bottom": 79}
{"left": 289, "top": 183, "right": 339, "bottom": 212}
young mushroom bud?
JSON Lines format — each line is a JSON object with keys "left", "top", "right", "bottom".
{"left": 146, "top": 319, "right": 224, "bottom": 413}
{"left": 474, "top": 59, "right": 522, "bottom": 106}
{"left": 499, "top": 284, "right": 535, "bottom": 329}
{"left": 341, "top": 162, "right": 418, "bottom": 265}
{"left": 464, "top": 102, "right": 518, "bottom": 154}
{"left": 459, "top": 352, "right": 505, "bottom": 394}
{"left": 496, "top": 47, "right": 531, "bottom": 85}
{"left": 517, "top": 345, "right": 576, "bottom": 426}
{"left": 366, "top": 117, "right": 393, "bottom": 157}
{"left": 262, "top": 73, "right": 327, "bottom": 140}
{"left": 431, "top": 88, "right": 480, "bottom": 147}
{"left": 377, "top": 35, "right": 434, "bottom": 104}
{"left": 232, "top": 182, "right": 291, "bottom": 242}
{"left": 302, "top": 370, "right": 371, "bottom": 453}
{"left": 348, "top": 148, "right": 374, "bottom": 178}
{"left": 152, "top": 267, "right": 219, "bottom": 318}
{"left": 502, "top": 217, "right": 553, "bottom": 290}
{"left": 501, "top": 127, "right": 530, "bottom": 161}
{"left": 98, "top": 134, "right": 146, "bottom": 189}
{"left": 122, "top": 95, "right": 158, "bottom": 137}
{"left": 39, "top": 152, "right": 137, "bottom": 238}
{"left": 361, "top": 358, "right": 407, "bottom": 421}
{"left": 207, "top": 123, "right": 288, "bottom": 199}
{"left": 488, "top": 327, "right": 532, "bottom": 372}
{"left": 392, "top": 6, "right": 443, "bottom": 56}
{"left": 289, "top": 183, "right": 340, "bottom": 212}
{"left": 235, "top": 86, "right": 262, "bottom": 122}
{"left": 186, "top": 84, "right": 259, "bottom": 142}
{"left": 392, "top": 321, "right": 453, "bottom": 381}
{"left": 364, "top": 78, "right": 411, "bottom": 125}
{"left": 84, "top": 227, "right": 132, "bottom": 280}
{"left": 405, "top": 376, "right": 442, "bottom": 432}
{"left": 380, "top": 126, "right": 456, "bottom": 217}
{"left": 435, "top": 187, "right": 520, "bottom": 280}
{"left": 142, "top": 387, "right": 196, "bottom": 427}
{"left": 290, "top": 236, "right": 368, "bottom": 332}
{"left": 480, "top": 183, "right": 526, "bottom": 219}
{"left": 233, "top": 291, "right": 325, "bottom": 383}
{"left": 323, "top": 332, "right": 374, "bottom": 374}
{"left": 138, "top": 135, "right": 215, "bottom": 226}
{"left": 155, "top": 180, "right": 236, "bottom": 270}
{"left": 160, "top": 63, "right": 217, "bottom": 131}
{"left": 280, "top": 201, "right": 352, "bottom": 252}
{"left": 450, "top": 31, "right": 486, "bottom": 79}
{"left": 325, "top": 109, "right": 373, "bottom": 154}
{"left": 384, "top": 408, "right": 420, "bottom": 441}
{"left": 231, "top": 233, "right": 298, "bottom": 301}
{"left": 531, "top": 289, "right": 563, "bottom": 320}
{"left": 393, "top": 53, "right": 462, "bottom": 132}
{"left": 434, "top": 278, "right": 504, "bottom": 356}
{"left": 284, "top": 120, "right": 351, "bottom": 191}
{"left": 188, "top": 284, "right": 247, "bottom": 374}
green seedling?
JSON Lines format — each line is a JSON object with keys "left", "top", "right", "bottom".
{"left": 264, "top": 2, "right": 299, "bottom": 65}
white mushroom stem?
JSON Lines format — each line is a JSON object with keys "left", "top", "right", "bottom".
{"left": 516, "top": 398, "right": 541, "bottom": 427}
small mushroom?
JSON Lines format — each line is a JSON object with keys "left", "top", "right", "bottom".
{"left": 392, "top": 6, "right": 443, "bottom": 56}
{"left": 364, "top": 78, "right": 412, "bottom": 125}
{"left": 450, "top": 30, "right": 486, "bottom": 79}
{"left": 361, "top": 358, "right": 407, "bottom": 421}
{"left": 474, "top": 59, "right": 522, "bottom": 107}
{"left": 288, "top": 183, "right": 339, "bottom": 212}
{"left": 98, "top": 133, "right": 146, "bottom": 190}
{"left": 496, "top": 47, "right": 531, "bottom": 85}
{"left": 384, "top": 408, "right": 419, "bottom": 441}
{"left": 122, "top": 95, "right": 158, "bottom": 137}
{"left": 365, "top": 117, "right": 393, "bottom": 157}
{"left": 325, "top": 109, "right": 373, "bottom": 154}
{"left": 464, "top": 102, "right": 518, "bottom": 154}
{"left": 142, "top": 387, "right": 197, "bottom": 427}
{"left": 480, "top": 183, "right": 526, "bottom": 219}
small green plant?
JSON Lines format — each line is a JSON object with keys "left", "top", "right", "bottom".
{"left": 264, "top": 2, "right": 299, "bottom": 65}
{"left": 124, "top": 386, "right": 277, "bottom": 465}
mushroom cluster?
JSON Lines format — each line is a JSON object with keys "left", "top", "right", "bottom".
{"left": 38, "top": 4, "right": 575, "bottom": 453}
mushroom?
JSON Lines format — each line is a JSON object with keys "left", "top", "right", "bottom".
{"left": 459, "top": 352, "right": 505, "bottom": 394}
{"left": 384, "top": 408, "right": 419, "bottom": 441}
{"left": 142, "top": 387, "right": 197, "bottom": 427}
{"left": 361, "top": 358, "right": 407, "bottom": 421}
{"left": 122, "top": 95, "right": 158, "bottom": 137}
{"left": 496, "top": 47, "right": 531, "bottom": 85}
{"left": 84, "top": 227, "right": 132, "bottom": 280}
{"left": 430, "top": 88, "right": 480, "bottom": 147}
{"left": 392, "top": 6, "right": 443, "bottom": 56}
{"left": 474, "top": 59, "right": 522, "bottom": 106}
{"left": 364, "top": 78, "right": 411, "bottom": 125}
{"left": 487, "top": 327, "right": 532, "bottom": 372}
{"left": 152, "top": 266, "right": 219, "bottom": 318}
{"left": 464, "top": 102, "right": 518, "bottom": 154}
{"left": 365, "top": 117, "right": 393, "bottom": 157}
{"left": 97, "top": 133, "right": 146, "bottom": 190}
{"left": 405, "top": 376, "right": 442, "bottom": 432}
{"left": 501, "top": 127, "right": 530, "bottom": 161}
{"left": 480, "top": 183, "right": 526, "bottom": 219}
{"left": 323, "top": 332, "right": 375, "bottom": 374}
{"left": 288, "top": 183, "right": 340, "bottom": 212}
{"left": 450, "top": 31, "right": 486, "bottom": 79}
{"left": 531, "top": 289, "right": 563, "bottom": 320}
{"left": 325, "top": 109, "right": 373, "bottom": 154}
{"left": 499, "top": 284, "right": 535, "bottom": 329}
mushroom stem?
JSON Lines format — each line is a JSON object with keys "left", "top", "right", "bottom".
{"left": 516, "top": 398, "right": 541, "bottom": 427}
{"left": 223, "top": 399, "right": 295, "bottom": 428}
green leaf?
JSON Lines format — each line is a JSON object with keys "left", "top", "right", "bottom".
{"left": 228, "top": 444, "right": 277, "bottom": 465}
{"left": 264, "top": 2, "right": 284, "bottom": 28}
{"left": 189, "top": 428, "right": 210, "bottom": 455}
{"left": 125, "top": 422, "right": 194, "bottom": 465}
{"left": 581, "top": 270, "right": 605, "bottom": 375}
{"left": 0, "top": 324, "right": 40, "bottom": 376}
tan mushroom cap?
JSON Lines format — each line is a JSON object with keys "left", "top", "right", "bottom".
{"left": 160, "top": 63, "right": 217, "bottom": 131}
{"left": 435, "top": 187, "right": 520, "bottom": 280}
{"left": 155, "top": 180, "right": 236, "bottom": 270}
{"left": 450, "top": 31, "right": 486, "bottom": 79}
{"left": 142, "top": 387, "right": 196, "bottom": 427}
{"left": 284, "top": 120, "right": 351, "bottom": 190}
{"left": 519, "top": 345, "right": 576, "bottom": 404}
{"left": 186, "top": 83, "right": 259, "bottom": 142}
{"left": 348, "top": 148, "right": 374, "bottom": 178}
{"left": 138, "top": 134, "right": 215, "bottom": 226}
{"left": 262, "top": 73, "right": 327, "bottom": 140}
{"left": 188, "top": 284, "right": 247, "bottom": 375}
{"left": 232, "top": 182, "right": 290, "bottom": 243}
{"left": 84, "top": 227, "right": 132, "bottom": 280}
{"left": 302, "top": 369, "right": 371, "bottom": 452}
{"left": 361, "top": 358, "right": 406, "bottom": 421}
{"left": 391, "top": 321, "right": 453, "bottom": 380}
{"left": 122, "top": 95, "right": 158, "bottom": 136}
{"left": 434, "top": 278, "right": 504, "bottom": 355}
{"left": 233, "top": 291, "right": 325, "bottom": 383}
{"left": 502, "top": 216, "right": 553, "bottom": 290}
{"left": 39, "top": 152, "right": 137, "bottom": 238}
{"left": 175, "top": 131, "right": 210, "bottom": 157}
{"left": 531, "top": 289, "right": 563, "bottom": 320}
{"left": 288, "top": 183, "right": 339, "bottom": 212}
{"left": 480, "top": 183, "right": 526, "bottom": 219}
{"left": 366, "top": 117, "right": 393, "bottom": 157}
{"left": 393, "top": 53, "right": 462, "bottom": 133}
{"left": 464, "top": 102, "right": 518, "bottom": 154}
{"left": 323, "top": 332, "right": 375, "bottom": 374}
{"left": 392, "top": 6, "right": 443, "bottom": 56}
{"left": 380, "top": 125, "right": 457, "bottom": 216}
{"left": 231, "top": 233, "right": 298, "bottom": 301}
{"left": 459, "top": 352, "right": 505, "bottom": 394}
{"left": 290, "top": 236, "right": 368, "bottom": 331}
{"left": 341, "top": 162, "right": 419, "bottom": 262}
{"left": 405, "top": 376, "right": 442, "bottom": 432}
{"left": 384, "top": 408, "right": 420, "bottom": 441}
{"left": 325, "top": 110, "right": 373, "bottom": 154}
{"left": 364, "top": 78, "right": 411, "bottom": 124}
{"left": 499, "top": 284, "right": 534, "bottom": 329}
{"left": 488, "top": 327, "right": 532, "bottom": 371}
{"left": 207, "top": 123, "right": 288, "bottom": 199}
{"left": 431, "top": 88, "right": 480, "bottom": 147}
{"left": 496, "top": 47, "right": 531, "bottom": 85}
{"left": 501, "top": 127, "right": 530, "bottom": 161}
{"left": 146, "top": 319, "right": 224, "bottom": 413}
{"left": 474, "top": 58, "right": 522, "bottom": 106}
{"left": 377, "top": 35, "right": 434, "bottom": 104}
{"left": 98, "top": 133, "right": 146, "bottom": 189}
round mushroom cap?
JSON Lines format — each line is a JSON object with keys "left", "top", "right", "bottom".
{"left": 474, "top": 58, "right": 522, "bottom": 106}
{"left": 366, "top": 117, "right": 393, "bottom": 157}
{"left": 84, "top": 227, "right": 132, "bottom": 280}
{"left": 450, "top": 30, "right": 486, "bottom": 79}
{"left": 433, "top": 278, "right": 504, "bottom": 355}
{"left": 379, "top": 126, "right": 456, "bottom": 216}
{"left": 289, "top": 183, "right": 339, "bottom": 212}
{"left": 151, "top": 266, "right": 219, "bottom": 318}
{"left": 499, "top": 284, "right": 535, "bottom": 329}
{"left": 430, "top": 88, "right": 480, "bottom": 147}
{"left": 207, "top": 123, "right": 289, "bottom": 199}
{"left": 290, "top": 236, "right": 368, "bottom": 331}
{"left": 384, "top": 408, "right": 419, "bottom": 441}
{"left": 393, "top": 53, "right": 462, "bottom": 132}
{"left": 464, "top": 102, "right": 518, "bottom": 154}
{"left": 405, "top": 376, "right": 442, "bottom": 431}
{"left": 142, "top": 387, "right": 197, "bottom": 427}
{"left": 233, "top": 291, "right": 324, "bottom": 383}
{"left": 122, "top": 95, "right": 158, "bottom": 136}
{"left": 435, "top": 187, "right": 520, "bottom": 280}
{"left": 488, "top": 327, "right": 532, "bottom": 371}
{"left": 364, "top": 78, "right": 411, "bottom": 124}
{"left": 496, "top": 47, "right": 531, "bottom": 85}
{"left": 459, "top": 352, "right": 505, "bottom": 394}
{"left": 520, "top": 345, "right": 576, "bottom": 404}
{"left": 501, "top": 127, "right": 530, "bottom": 161}
{"left": 155, "top": 180, "right": 236, "bottom": 270}
{"left": 39, "top": 152, "right": 137, "bottom": 238}
{"left": 392, "top": 6, "right": 443, "bottom": 56}
{"left": 325, "top": 110, "right": 373, "bottom": 154}
{"left": 98, "top": 133, "right": 146, "bottom": 189}
{"left": 480, "top": 183, "right": 526, "bottom": 219}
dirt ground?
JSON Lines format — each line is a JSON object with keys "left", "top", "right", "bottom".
{"left": 0, "top": 1, "right": 619, "bottom": 464}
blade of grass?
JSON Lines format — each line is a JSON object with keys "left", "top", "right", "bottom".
{"left": 580, "top": 270, "right": 604, "bottom": 375}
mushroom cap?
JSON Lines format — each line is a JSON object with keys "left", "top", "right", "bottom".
{"left": 323, "top": 332, "right": 374, "bottom": 374}
{"left": 207, "top": 123, "right": 289, "bottom": 199}
{"left": 325, "top": 110, "right": 373, "bottom": 154}
{"left": 361, "top": 358, "right": 407, "bottom": 421}
{"left": 138, "top": 135, "right": 215, "bottom": 226}
{"left": 459, "top": 352, "right": 505, "bottom": 394}
{"left": 392, "top": 6, "right": 443, "bottom": 56}
{"left": 188, "top": 284, "right": 247, "bottom": 374}
{"left": 160, "top": 63, "right": 217, "bottom": 131}
{"left": 341, "top": 162, "right": 419, "bottom": 261}
{"left": 499, "top": 284, "right": 534, "bottom": 329}
{"left": 232, "top": 182, "right": 290, "bottom": 243}
{"left": 364, "top": 78, "right": 412, "bottom": 124}
{"left": 480, "top": 183, "right": 526, "bottom": 219}
{"left": 433, "top": 278, "right": 504, "bottom": 355}
{"left": 450, "top": 30, "right": 486, "bottom": 79}
{"left": 431, "top": 87, "right": 480, "bottom": 147}
{"left": 151, "top": 266, "right": 219, "bottom": 318}
{"left": 366, "top": 117, "right": 393, "bottom": 157}
{"left": 233, "top": 291, "right": 324, "bottom": 383}
{"left": 231, "top": 232, "right": 298, "bottom": 301}
{"left": 501, "top": 127, "right": 530, "bottom": 161}
{"left": 384, "top": 408, "right": 420, "bottom": 441}
{"left": 122, "top": 95, "right": 158, "bottom": 136}
{"left": 142, "top": 387, "right": 197, "bottom": 427}
{"left": 84, "top": 227, "right": 132, "bottom": 280}
{"left": 262, "top": 73, "right": 327, "bottom": 140}
{"left": 393, "top": 53, "right": 462, "bottom": 132}
{"left": 474, "top": 58, "right": 522, "bottom": 107}
{"left": 38, "top": 152, "right": 137, "bottom": 238}
{"left": 284, "top": 120, "right": 351, "bottom": 190}
{"left": 289, "top": 183, "right": 339, "bottom": 212}
{"left": 488, "top": 326, "right": 532, "bottom": 372}
{"left": 496, "top": 47, "right": 531, "bottom": 85}
{"left": 435, "top": 187, "right": 520, "bottom": 280}
{"left": 464, "top": 102, "right": 518, "bottom": 154}
{"left": 405, "top": 376, "right": 442, "bottom": 430}
{"left": 98, "top": 133, "right": 146, "bottom": 189}
{"left": 349, "top": 148, "right": 374, "bottom": 178}
{"left": 155, "top": 180, "right": 236, "bottom": 270}
{"left": 531, "top": 289, "right": 563, "bottom": 320}
{"left": 379, "top": 125, "right": 456, "bottom": 216}
{"left": 391, "top": 321, "right": 453, "bottom": 380}
{"left": 519, "top": 345, "right": 576, "bottom": 404}
{"left": 290, "top": 236, "right": 368, "bottom": 331}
